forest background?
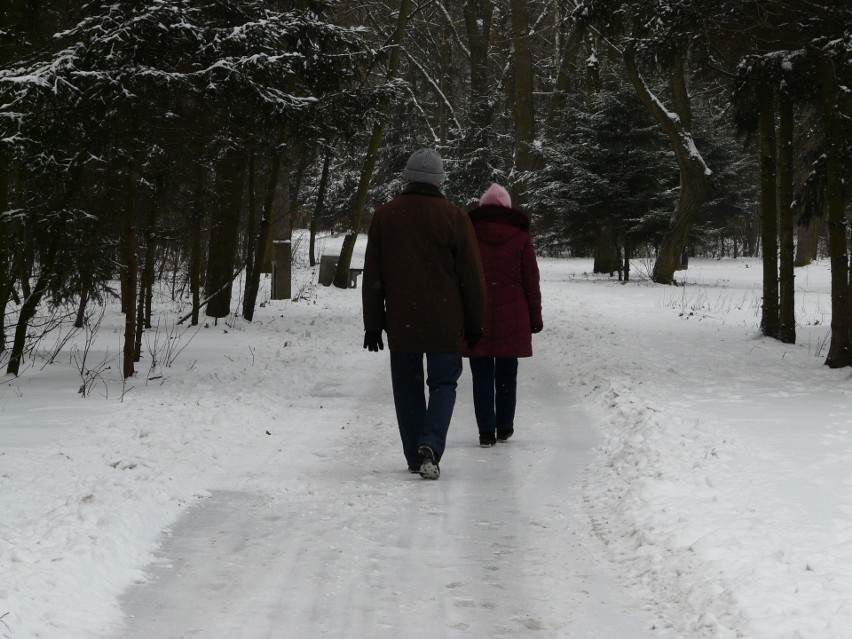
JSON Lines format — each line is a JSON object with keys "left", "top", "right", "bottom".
{"left": 1, "top": 0, "right": 851, "bottom": 380}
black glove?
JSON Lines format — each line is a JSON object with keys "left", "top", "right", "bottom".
{"left": 363, "top": 329, "right": 384, "bottom": 352}
{"left": 531, "top": 324, "right": 543, "bottom": 334}
{"left": 465, "top": 331, "right": 482, "bottom": 350}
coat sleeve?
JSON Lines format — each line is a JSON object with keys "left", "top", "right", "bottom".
{"left": 521, "top": 234, "right": 542, "bottom": 329}
{"left": 361, "top": 214, "right": 386, "bottom": 331}
{"left": 456, "top": 215, "right": 487, "bottom": 335}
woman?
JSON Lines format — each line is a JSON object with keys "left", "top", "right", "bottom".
{"left": 462, "top": 183, "right": 542, "bottom": 446}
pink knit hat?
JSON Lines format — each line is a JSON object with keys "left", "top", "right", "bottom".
{"left": 479, "top": 183, "right": 512, "bottom": 208}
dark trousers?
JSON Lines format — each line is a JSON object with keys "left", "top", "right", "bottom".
{"left": 390, "top": 351, "right": 462, "bottom": 467}
{"left": 468, "top": 356, "right": 519, "bottom": 434}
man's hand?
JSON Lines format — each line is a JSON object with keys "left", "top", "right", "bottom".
{"left": 531, "top": 324, "right": 543, "bottom": 334}
{"left": 363, "top": 329, "right": 384, "bottom": 352}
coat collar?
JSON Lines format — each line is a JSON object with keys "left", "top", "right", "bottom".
{"left": 401, "top": 182, "right": 445, "bottom": 198}
{"left": 469, "top": 204, "right": 530, "bottom": 231}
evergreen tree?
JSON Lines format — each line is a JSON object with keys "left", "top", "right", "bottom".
{"left": 527, "top": 83, "right": 673, "bottom": 268}
{"left": 0, "top": 0, "right": 380, "bottom": 375}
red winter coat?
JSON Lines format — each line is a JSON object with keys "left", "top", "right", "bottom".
{"left": 462, "top": 204, "right": 542, "bottom": 359}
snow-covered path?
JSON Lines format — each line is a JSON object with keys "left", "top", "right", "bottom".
{"left": 113, "top": 345, "right": 656, "bottom": 638}
{"left": 8, "top": 250, "right": 852, "bottom": 638}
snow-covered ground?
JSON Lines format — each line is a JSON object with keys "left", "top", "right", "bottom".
{"left": 2, "top": 232, "right": 851, "bottom": 638}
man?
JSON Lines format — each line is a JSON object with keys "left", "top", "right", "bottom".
{"left": 362, "top": 148, "right": 486, "bottom": 480}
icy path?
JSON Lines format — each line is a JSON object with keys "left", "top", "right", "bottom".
{"left": 113, "top": 346, "right": 656, "bottom": 638}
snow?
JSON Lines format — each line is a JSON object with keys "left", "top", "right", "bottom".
{"left": 2, "top": 233, "right": 851, "bottom": 638}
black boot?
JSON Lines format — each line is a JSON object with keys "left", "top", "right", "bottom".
{"left": 496, "top": 429, "right": 514, "bottom": 442}
{"left": 479, "top": 432, "right": 496, "bottom": 447}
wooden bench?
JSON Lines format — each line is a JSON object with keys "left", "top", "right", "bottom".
{"left": 348, "top": 268, "right": 363, "bottom": 288}
{"left": 319, "top": 255, "right": 364, "bottom": 288}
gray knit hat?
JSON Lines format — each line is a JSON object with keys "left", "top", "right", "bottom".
{"left": 402, "top": 148, "right": 445, "bottom": 185}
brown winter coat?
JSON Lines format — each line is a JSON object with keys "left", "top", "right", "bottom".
{"left": 461, "top": 204, "right": 542, "bottom": 358}
{"left": 362, "top": 183, "right": 486, "bottom": 353}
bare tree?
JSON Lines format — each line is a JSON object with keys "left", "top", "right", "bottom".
{"left": 334, "top": 0, "right": 412, "bottom": 289}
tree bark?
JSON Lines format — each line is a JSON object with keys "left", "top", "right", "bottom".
{"left": 6, "top": 217, "right": 66, "bottom": 376}
{"left": 593, "top": 226, "right": 619, "bottom": 274}
{"left": 334, "top": 0, "right": 411, "bottom": 289}
{"left": 821, "top": 57, "right": 851, "bottom": 367}
{"left": 122, "top": 161, "right": 139, "bottom": 379}
{"left": 0, "top": 152, "right": 10, "bottom": 353}
{"left": 460, "top": 0, "right": 495, "bottom": 189}
{"left": 74, "top": 286, "right": 90, "bottom": 329}
{"left": 777, "top": 95, "right": 796, "bottom": 344}
{"left": 142, "top": 193, "right": 159, "bottom": 330}
{"left": 243, "top": 153, "right": 281, "bottom": 320}
{"left": 509, "top": 0, "right": 537, "bottom": 200}
{"left": 309, "top": 150, "right": 332, "bottom": 268}
{"left": 586, "top": 36, "right": 600, "bottom": 97}
{"left": 134, "top": 261, "right": 145, "bottom": 363}
{"left": 205, "top": 148, "right": 245, "bottom": 318}
{"left": 243, "top": 154, "right": 259, "bottom": 309}
{"left": 621, "top": 53, "right": 710, "bottom": 285}
{"left": 0, "top": 4, "right": 21, "bottom": 352}
{"left": 188, "top": 171, "right": 204, "bottom": 327}
{"left": 464, "top": 0, "right": 493, "bottom": 131}
{"left": 758, "top": 90, "right": 779, "bottom": 339}
{"left": 269, "top": 159, "right": 292, "bottom": 301}
{"left": 545, "top": 26, "right": 582, "bottom": 133}
{"left": 795, "top": 216, "right": 820, "bottom": 266}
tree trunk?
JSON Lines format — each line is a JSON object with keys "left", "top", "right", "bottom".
{"left": 309, "top": 150, "right": 332, "bottom": 268}
{"left": 0, "top": 8, "right": 19, "bottom": 353}
{"left": 821, "top": 57, "right": 851, "bottom": 367}
{"left": 621, "top": 53, "right": 710, "bottom": 285}
{"left": 243, "top": 155, "right": 259, "bottom": 308}
{"left": 189, "top": 174, "right": 203, "bottom": 327}
{"left": 205, "top": 148, "right": 245, "bottom": 318}
{"left": 243, "top": 161, "right": 258, "bottom": 316}
{"left": 0, "top": 152, "right": 10, "bottom": 353}
{"left": 7, "top": 172, "right": 28, "bottom": 305}
{"left": 14, "top": 164, "right": 31, "bottom": 299}
{"left": 6, "top": 217, "right": 66, "bottom": 376}
{"left": 74, "top": 286, "right": 90, "bottom": 329}
{"left": 586, "top": 36, "right": 600, "bottom": 97}
{"left": 6, "top": 161, "right": 74, "bottom": 375}
{"left": 593, "top": 226, "right": 618, "bottom": 274}
{"left": 243, "top": 153, "right": 281, "bottom": 320}
{"left": 758, "top": 90, "right": 779, "bottom": 339}
{"left": 509, "top": 0, "right": 537, "bottom": 200}
{"left": 777, "top": 95, "right": 796, "bottom": 344}
{"left": 795, "top": 217, "right": 819, "bottom": 266}
{"left": 464, "top": 0, "right": 494, "bottom": 132}
{"left": 462, "top": 0, "right": 495, "bottom": 189}
{"left": 134, "top": 262, "right": 145, "bottom": 363}
{"left": 438, "top": 29, "right": 451, "bottom": 145}
{"left": 745, "top": 209, "right": 759, "bottom": 257}
{"left": 142, "top": 197, "right": 159, "bottom": 330}
{"left": 334, "top": 0, "right": 411, "bottom": 289}
{"left": 270, "top": 155, "right": 309, "bottom": 300}
{"left": 122, "top": 162, "right": 139, "bottom": 379}
{"left": 545, "top": 26, "right": 582, "bottom": 133}
{"left": 269, "top": 160, "right": 292, "bottom": 301}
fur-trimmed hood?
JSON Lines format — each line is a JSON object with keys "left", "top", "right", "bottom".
{"left": 468, "top": 204, "right": 530, "bottom": 245}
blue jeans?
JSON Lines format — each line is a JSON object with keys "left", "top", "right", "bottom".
{"left": 468, "top": 357, "right": 518, "bottom": 434}
{"left": 390, "top": 351, "right": 462, "bottom": 467}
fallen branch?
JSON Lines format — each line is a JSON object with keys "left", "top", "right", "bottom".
{"left": 177, "top": 261, "right": 247, "bottom": 325}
